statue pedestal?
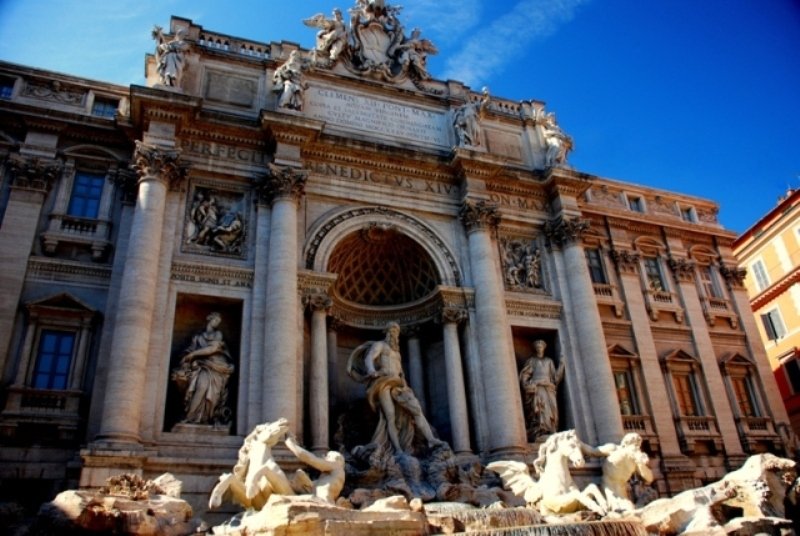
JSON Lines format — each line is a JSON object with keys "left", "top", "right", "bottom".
{"left": 171, "top": 422, "right": 231, "bottom": 436}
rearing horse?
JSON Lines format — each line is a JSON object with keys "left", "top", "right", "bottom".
{"left": 533, "top": 430, "right": 608, "bottom": 516}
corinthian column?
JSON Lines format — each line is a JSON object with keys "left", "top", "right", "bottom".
{"left": 97, "top": 141, "right": 183, "bottom": 444}
{"left": 459, "top": 199, "right": 526, "bottom": 456}
{"left": 545, "top": 215, "right": 623, "bottom": 444}
{"left": 304, "top": 289, "right": 332, "bottom": 453}
{"left": 260, "top": 164, "right": 307, "bottom": 429}
{"left": 440, "top": 306, "right": 471, "bottom": 454}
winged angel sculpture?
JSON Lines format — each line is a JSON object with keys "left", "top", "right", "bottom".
{"left": 303, "top": 0, "right": 438, "bottom": 87}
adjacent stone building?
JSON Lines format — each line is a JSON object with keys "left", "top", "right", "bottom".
{"left": 0, "top": 6, "right": 790, "bottom": 515}
{"left": 733, "top": 188, "right": 800, "bottom": 439}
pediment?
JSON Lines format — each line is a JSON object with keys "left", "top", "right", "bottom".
{"left": 719, "top": 352, "right": 754, "bottom": 367}
{"left": 661, "top": 348, "right": 699, "bottom": 363}
{"left": 26, "top": 292, "right": 96, "bottom": 313}
{"left": 607, "top": 343, "right": 638, "bottom": 359}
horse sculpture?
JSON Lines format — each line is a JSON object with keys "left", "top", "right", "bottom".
{"left": 533, "top": 430, "right": 608, "bottom": 516}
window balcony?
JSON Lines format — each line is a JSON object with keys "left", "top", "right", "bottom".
{"left": 592, "top": 283, "right": 625, "bottom": 317}
{"left": 41, "top": 213, "right": 112, "bottom": 261}
{"left": 0, "top": 385, "right": 83, "bottom": 442}
{"left": 644, "top": 289, "right": 684, "bottom": 323}
{"left": 675, "top": 415, "right": 723, "bottom": 453}
{"left": 700, "top": 296, "right": 739, "bottom": 328}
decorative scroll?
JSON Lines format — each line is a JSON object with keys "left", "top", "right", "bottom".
{"left": 543, "top": 216, "right": 589, "bottom": 248}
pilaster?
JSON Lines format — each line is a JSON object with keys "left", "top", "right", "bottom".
{"left": 0, "top": 155, "right": 62, "bottom": 381}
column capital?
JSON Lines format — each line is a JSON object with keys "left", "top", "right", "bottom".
{"left": 609, "top": 249, "right": 641, "bottom": 274}
{"left": 402, "top": 325, "right": 422, "bottom": 338}
{"left": 303, "top": 289, "right": 333, "bottom": 313}
{"left": 7, "top": 154, "right": 62, "bottom": 193}
{"left": 543, "top": 215, "right": 589, "bottom": 248}
{"left": 131, "top": 141, "right": 185, "bottom": 189}
{"left": 111, "top": 168, "right": 140, "bottom": 206}
{"left": 439, "top": 306, "right": 468, "bottom": 325}
{"left": 459, "top": 198, "right": 500, "bottom": 233}
{"left": 258, "top": 163, "right": 308, "bottom": 205}
{"left": 719, "top": 264, "right": 747, "bottom": 290}
{"left": 667, "top": 256, "right": 696, "bottom": 283}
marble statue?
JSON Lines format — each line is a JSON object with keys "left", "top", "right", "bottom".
{"left": 209, "top": 419, "right": 293, "bottom": 511}
{"left": 170, "top": 312, "right": 234, "bottom": 425}
{"left": 541, "top": 112, "right": 573, "bottom": 167}
{"left": 304, "top": 9, "right": 348, "bottom": 65}
{"left": 284, "top": 432, "right": 346, "bottom": 503}
{"left": 209, "top": 418, "right": 346, "bottom": 514}
{"left": 519, "top": 339, "right": 565, "bottom": 441}
{"left": 395, "top": 28, "right": 438, "bottom": 81}
{"left": 272, "top": 50, "right": 308, "bottom": 111}
{"left": 152, "top": 26, "right": 189, "bottom": 88}
{"left": 347, "top": 322, "right": 443, "bottom": 458}
{"left": 586, "top": 432, "right": 654, "bottom": 513}
{"left": 453, "top": 88, "right": 490, "bottom": 147}
{"left": 488, "top": 430, "right": 607, "bottom": 516}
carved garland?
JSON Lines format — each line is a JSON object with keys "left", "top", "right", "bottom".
{"left": 719, "top": 264, "right": 747, "bottom": 290}
{"left": 609, "top": 249, "right": 641, "bottom": 275}
{"left": 667, "top": 256, "right": 696, "bottom": 284}
{"left": 305, "top": 206, "right": 462, "bottom": 286}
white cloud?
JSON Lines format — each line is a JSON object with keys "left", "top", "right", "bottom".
{"left": 443, "top": 0, "right": 589, "bottom": 87}
{"left": 402, "top": 0, "right": 481, "bottom": 45}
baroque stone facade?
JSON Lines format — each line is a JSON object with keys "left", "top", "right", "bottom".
{"left": 0, "top": 6, "right": 790, "bottom": 518}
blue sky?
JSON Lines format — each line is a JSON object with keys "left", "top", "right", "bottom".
{"left": 1, "top": 0, "right": 798, "bottom": 234}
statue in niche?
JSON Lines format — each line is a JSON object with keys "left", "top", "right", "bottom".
{"left": 272, "top": 50, "right": 308, "bottom": 111}
{"left": 453, "top": 88, "right": 490, "bottom": 147}
{"left": 171, "top": 312, "right": 234, "bottom": 426}
{"left": 304, "top": 9, "right": 348, "bottom": 65}
{"left": 347, "top": 322, "right": 445, "bottom": 459}
{"left": 519, "top": 339, "right": 565, "bottom": 442}
{"left": 500, "top": 238, "right": 543, "bottom": 290}
{"left": 185, "top": 188, "right": 246, "bottom": 256}
{"left": 152, "top": 26, "right": 189, "bottom": 88}
{"left": 541, "top": 112, "right": 573, "bottom": 167}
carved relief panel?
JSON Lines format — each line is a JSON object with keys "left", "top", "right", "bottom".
{"left": 499, "top": 236, "right": 547, "bottom": 293}
{"left": 182, "top": 184, "right": 249, "bottom": 258}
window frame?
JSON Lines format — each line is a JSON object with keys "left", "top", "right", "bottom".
{"left": 66, "top": 171, "right": 105, "bottom": 219}
{"left": 761, "top": 307, "right": 787, "bottom": 341}
{"left": 31, "top": 329, "right": 76, "bottom": 390}
{"left": 584, "top": 247, "right": 608, "bottom": 285}
{"left": 626, "top": 194, "right": 646, "bottom": 213}
{"left": 751, "top": 259, "right": 770, "bottom": 292}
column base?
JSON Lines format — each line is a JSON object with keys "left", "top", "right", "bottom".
{"left": 79, "top": 446, "right": 147, "bottom": 489}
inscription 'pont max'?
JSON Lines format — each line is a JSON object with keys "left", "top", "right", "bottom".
{"left": 305, "top": 87, "right": 449, "bottom": 147}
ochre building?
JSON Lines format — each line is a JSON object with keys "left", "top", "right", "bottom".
{"left": 0, "top": 8, "right": 790, "bottom": 515}
{"left": 733, "top": 188, "right": 800, "bottom": 438}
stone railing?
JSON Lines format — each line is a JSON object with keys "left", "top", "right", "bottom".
{"left": 593, "top": 283, "right": 625, "bottom": 318}
{"left": 198, "top": 32, "right": 269, "bottom": 59}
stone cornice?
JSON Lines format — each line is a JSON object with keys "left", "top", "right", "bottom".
{"left": 261, "top": 111, "right": 324, "bottom": 147}
{"left": 543, "top": 215, "right": 590, "bottom": 248}
{"left": 131, "top": 141, "right": 185, "bottom": 189}
{"left": 257, "top": 163, "right": 308, "bottom": 205}
{"left": 7, "top": 154, "right": 62, "bottom": 192}
{"left": 543, "top": 168, "right": 593, "bottom": 199}
{"left": 459, "top": 198, "right": 501, "bottom": 233}
{"left": 749, "top": 266, "right": 800, "bottom": 309}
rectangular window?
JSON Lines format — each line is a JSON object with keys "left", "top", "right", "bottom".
{"left": 614, "top": 370, "right": 640, "bottom": 415}
{"left": 700, "top": 266, "right": 722, "bottom": 299}
{"left": 761, "top": 308, "right": 787, "bottom": 341}
{"left": 673, "top": 373, "right": 703, "bottom": 416}
{"left": 32, "top": 330, "right": 75, "bottom": 390}
{"left": 681, "top": 206, "right": 696, "bottom": 223}
{"left": 67, "top": 172, "right": 105, "bottom": 218}
{"left": 627, "top": 195, "right": 645, "bottom": 213}
{"left": 644, "top": 257, "right": 666, "bottom": 291}
{"left": 585, "top": 248, "right": 607, "bottom": 284}
{"left": 732, "top": 376, "right": 760, "bottom": 417}
{"left": 785, "top": 359, "right": 800, "bottom": 394}
{"left": 751, "top": 260, "right": 770, "bottom": 292}
{"left": 91, "top": 98, "right": 118, "bottom": 118}
{"left": 0, "top": 77, "right": 14, "bottom": 99}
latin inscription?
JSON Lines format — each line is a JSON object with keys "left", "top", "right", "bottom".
{"left": 488, "top": 193, "right": 543, "bottom": 210}
{"left": 308, "top": 162, "right": 457, "bottom": 196}
{"left": 305, "top": 87, "right": 450, "bottom": 147}
{"left": 181, "top": 139, "right": 267, "bottom": 165}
